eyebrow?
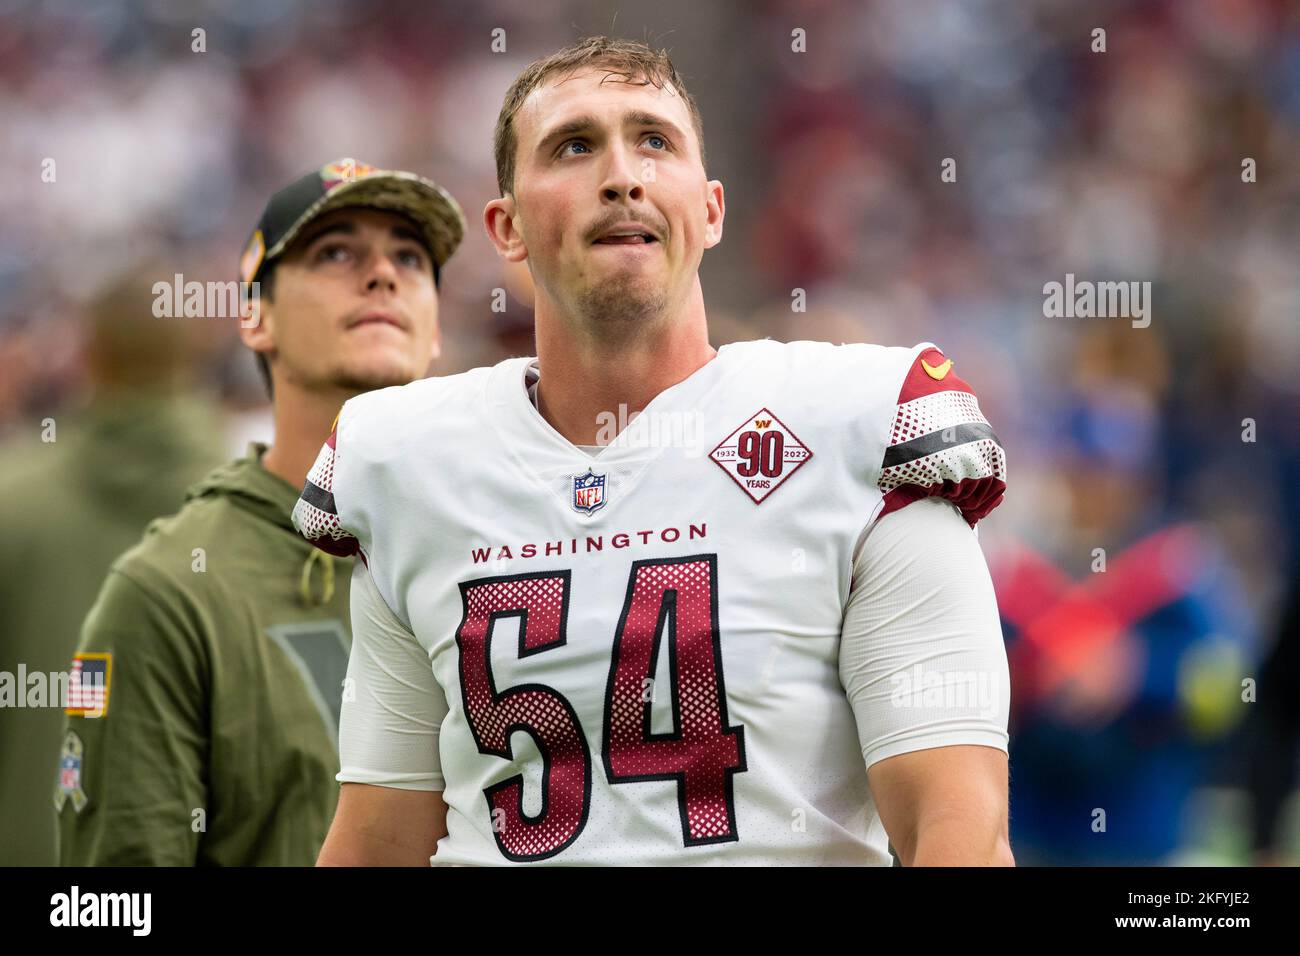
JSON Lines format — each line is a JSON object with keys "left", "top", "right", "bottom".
{"left": 534, "top": 110, "right": 689, "bottom": 156}
{"left": 299, "top": 221, "right": 355, "bottom": 248}
{"left": 389, "top": 223, "right": 426, "bottom": 248}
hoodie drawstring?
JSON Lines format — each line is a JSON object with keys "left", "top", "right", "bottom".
{"left": 299, "top": 549, "right": 336, "bottom": 606}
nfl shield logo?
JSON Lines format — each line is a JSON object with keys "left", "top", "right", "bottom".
{"left": 572, "top": 469, "right": 607, "bottom": 514}
{"left": 59, "top": 754, "right": 80, "bottom": 791}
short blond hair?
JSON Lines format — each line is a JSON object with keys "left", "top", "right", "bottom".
{"left": 493, "top": 35, "right": 706, "bottom": 196}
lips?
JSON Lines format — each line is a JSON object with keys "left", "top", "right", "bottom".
{"left": 591, "top": 220, "right": 660, "bottom": 245}
{"left": 594, "top": 233, "right": 656, "bottom": 244}
{"left": 348, "top": 311, "right": 405, "bottom": 331}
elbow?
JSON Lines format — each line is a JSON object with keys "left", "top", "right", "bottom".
{"left": 990, "top": 833, "right": 1016, "bottom": 867}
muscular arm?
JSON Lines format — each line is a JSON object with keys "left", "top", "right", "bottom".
{"left": 320, "top": 561, "right": 450, "bottom": 866}
{"left": 317, "top": 784, "right": 448, "bottom": 867}
{"left": 869, "top": 745, "right": 1013, "bottom": 866}
{"left": 840, "top": 496, "right": 1014, "bottom": 866}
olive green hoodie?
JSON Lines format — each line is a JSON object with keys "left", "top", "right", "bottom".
{"left": 57, "top": 442, "right": 351, "bottom": 866}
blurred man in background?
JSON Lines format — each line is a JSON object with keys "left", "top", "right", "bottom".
{"left": 55, "top": 159, "right": 465, "bottom": 865}
{"left": 0, "top": 271, "right": 228, "bottom": 866}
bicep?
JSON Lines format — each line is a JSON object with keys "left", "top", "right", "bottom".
{"left": 840, "top": 496, "right": 1012, "bottom": 860}
{"left": 867, "top": 744, "right": 1009, "bottom": 864}
{"left": 322, "top": 561, "right": 449, "bottom": 865}
{"left": 338, "top": 560, "right": 448, "bottom": 787}
{"left": 318, "top": 783, "right": 447, "bottom": 866}
{"left": 840, "top": 496, "right": 1010, "bottom": 770}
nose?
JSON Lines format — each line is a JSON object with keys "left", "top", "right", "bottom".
{"left": 599, "top": 141, "right": 645, "bottom": 204}
{"left": 364, "top": 247, "right": 399, "bottom": 293}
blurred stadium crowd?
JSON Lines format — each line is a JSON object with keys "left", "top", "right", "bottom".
{"left": 2, "top": 0, "right": 1298, "bottom": 865}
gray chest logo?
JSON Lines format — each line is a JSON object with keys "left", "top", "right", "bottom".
{"left": 266, "top": 620, "right": 350, "bottom": 741}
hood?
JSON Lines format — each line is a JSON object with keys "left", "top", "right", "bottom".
{"left": 183, "top": 440, "right": 301, "bottom": 533}
{"left": 184, "top": 441, "right": 340, "bottom": 607}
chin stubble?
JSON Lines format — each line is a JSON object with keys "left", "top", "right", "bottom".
{"left": 332, "top": 366, "right": 418, "bottom": 393}
{"left": 572, "top": 271, "right": 670, "bottom": 334}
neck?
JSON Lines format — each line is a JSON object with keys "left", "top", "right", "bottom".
{"left": 534, "top": 279, "right": 716, "bottom": 446}
{"left": 260, "top": 377, "right": 353, "bottom": 492}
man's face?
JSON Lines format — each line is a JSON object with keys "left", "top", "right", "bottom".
{"left": 489, "top": 68, "right": 724, "bottom": 330}
{"left": 245, "top": 207, "right": 440, "bottom": 393}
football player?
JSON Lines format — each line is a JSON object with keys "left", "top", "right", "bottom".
{"left": 57, "top": 159, "right": 464, "bottom": 865}
{"left": 295, "top": 39, "right": 1013, "bottom": 866}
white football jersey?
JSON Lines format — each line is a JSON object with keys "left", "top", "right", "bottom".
{"left": 294, "top": 338, "right": 1009, "bottom": 865}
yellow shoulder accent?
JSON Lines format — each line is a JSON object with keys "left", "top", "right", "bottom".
{"left": 921, "top": 357, "right": 953, "bottom": 380}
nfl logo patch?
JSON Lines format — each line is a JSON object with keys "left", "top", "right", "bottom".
{"left": 54, "top": 730, "right": 87, "bottom": 813}
{"left": 572, "top": 469, "right": 607, "bottom": 514}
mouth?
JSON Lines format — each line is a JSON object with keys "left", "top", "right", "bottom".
{"left": 591, "top": 221, "right": 661, "bottom": 246}
{"left": 347, "top": 311, "right": 407, "bottom": 331}
{"left": 593, "top": 233, "right": 657, "bottom": 245}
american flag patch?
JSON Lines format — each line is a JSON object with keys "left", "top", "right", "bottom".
{"left": 65, "top": 653, "right": 111, "bottom": 717}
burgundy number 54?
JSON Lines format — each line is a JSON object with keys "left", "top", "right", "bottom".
{"left": 454, "top": 554, "right": 747, "bottom": 861}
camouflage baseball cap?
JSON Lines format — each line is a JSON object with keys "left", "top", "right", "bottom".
{"left": 239, "top": 157, "right": 465, "bottom": 286}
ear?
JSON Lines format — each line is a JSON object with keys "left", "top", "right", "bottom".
{"left": 238, "top": 286, "right": 276, "bottom": 359}
{"left": 703, "top": 179, "right": 725, "bottom": 249}
{"left": 484, "top": 195, "right": 528, "bottom": 263}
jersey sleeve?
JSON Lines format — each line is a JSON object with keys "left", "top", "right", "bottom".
{"left": 337, "top": 560, "right": 448, "bottom": 791}
{"left": 875, "top": 344, "right": 1007, "bottom": 527}
{"left": 57, "top": 568, "right": 208, "bottom": 865}
{"left": 840, "top": 495, "right": 1010, "bottom": 771}
{"left": 293, "top": 421, "right": 361, "bottom": 558}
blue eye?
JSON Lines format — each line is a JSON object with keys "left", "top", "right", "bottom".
{"left": 645, "top": 135, "right": 667, "bottom": 150}
{"left": 396, "top": 248, "right": 425, "bottom": 269}
{"left": 560, "top": 140, "right": 590, "bottom": 156}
